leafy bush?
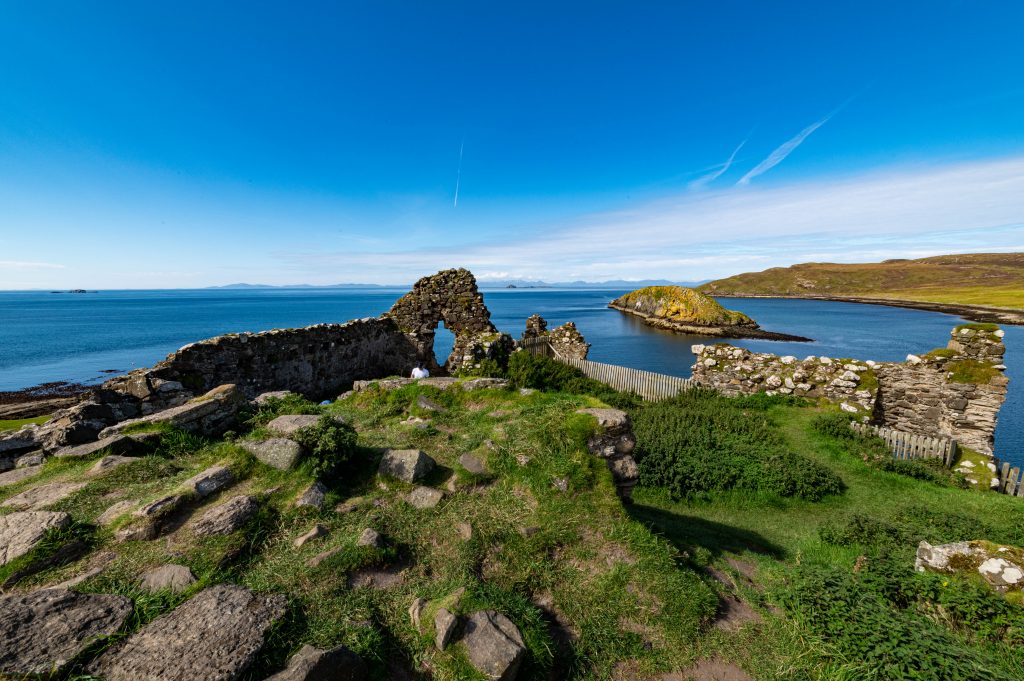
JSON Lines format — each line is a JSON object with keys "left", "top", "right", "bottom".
{"left": 810, "top": 412, "right": 857, "bottom": 440}
{"left": 632, "top": 390, "right": 843, "bottom": 500}
{"left": 292, "top": 415, "right": 358, "bottom": 479}
{"left": 819, "top": 512, "right": 904, "bottom": 548}
{"left": 778, "top": 562, "right": 1019, "bottom": 680}
{"left": 506, "top": 352, "right": 642, "bottom": 409}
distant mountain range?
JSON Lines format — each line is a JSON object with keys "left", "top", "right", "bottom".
{"left": 208, "top": 278, "right": 708, "bottom": 290}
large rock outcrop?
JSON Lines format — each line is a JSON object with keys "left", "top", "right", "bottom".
{"left": 610, "top": 286, "right": 809, "bottom": 341}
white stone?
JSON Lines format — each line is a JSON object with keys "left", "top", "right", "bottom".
{"left": 840, "top": 402, "right": 859, "bottom": 413}
{"left": 780, "top": 356, "right": 796, "bottom": 365}
{"left": 691, "top": 344, "right": 705, "bottom": 355}
{"left": 703, "top": 358, "right": 717, "bottom": 367}
{"left": 906, "top": 354, "right": 922, "bottom": 364}
{"left": 995, "top": 329, "right": 1005, "bottom": 338}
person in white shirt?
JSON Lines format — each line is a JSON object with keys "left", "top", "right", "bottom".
{"left": 411, "top": 362, "right": 430, "bottom": 379}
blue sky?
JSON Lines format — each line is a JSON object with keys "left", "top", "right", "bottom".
{"left": 1, "top": 1, "right": 1023, "bottom": 288}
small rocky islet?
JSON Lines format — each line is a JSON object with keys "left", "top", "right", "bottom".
{"left": 608, "top": 285, "right": 812, "bottom": 341}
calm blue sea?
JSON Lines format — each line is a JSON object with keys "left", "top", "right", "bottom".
{"left": 1, "top": 288, "right": 1020, "bottom": 462}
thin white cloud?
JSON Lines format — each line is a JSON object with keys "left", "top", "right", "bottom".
{"left": 271, "top": 155, "right": 1024, "bottom": 284}
{"left": 0, "top": 260, "right": 65, "bottom": 270}
{"left": 737, "top": 114, "right": 832, "bottom": 185}
{"left": 689, "top": 139, "right": 747, "bottom": 189}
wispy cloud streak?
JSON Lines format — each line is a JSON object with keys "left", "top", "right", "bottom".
{"left": 737, "top": 114, "right": 831, "bottom": 185}
{"left": 0, "top": 260, "right": 65, "bottom": 270}
{"left": 689, "top": 139, "right": 747, "bottom": 189}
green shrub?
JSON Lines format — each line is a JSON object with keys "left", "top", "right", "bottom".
{"left": 633, "top": 390, "right": 843, "bottom": 500}
{"left": 292, "top": 415, "right": 358, "bottom": 479}
{"left": 778, "top": 562, "right": 1018, "bottom": 680}
{"left": 819, "top": 512, "right": 905, "bottom": 548}
{"left": 454, "top": 358, "right": 506, "bottom": 378}
{"left": 810, "top": 412, "right": 857, "bottom": 440}
{"left": 506, "top": 352, "right": 642, "bottom": 409}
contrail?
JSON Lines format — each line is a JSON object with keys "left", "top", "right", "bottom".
{"left": 454, "top": 139, "right": 464, "bottom": 208}
{"left": 689, "top": 138, "right": 747, "bottom": 189}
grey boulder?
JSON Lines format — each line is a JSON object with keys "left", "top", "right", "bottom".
{"left": 192, "top": 495, "right": 259, "bottom": 536}
{"left": 463, "top": 610, "right": 526, "bottom": 681}
{"left": 140, "top": 564, "right": 196, "bottom": 593}
{"left": 241, "top": 438, "right": 305, "bottom": 470}
{"left": 378, "top": 449, "right": 435, "bottom": 483}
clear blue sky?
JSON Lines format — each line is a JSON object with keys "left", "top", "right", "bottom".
{"left": 2, "top": 1, "right": 1023, "bottom": 288}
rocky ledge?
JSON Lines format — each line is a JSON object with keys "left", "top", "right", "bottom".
{"left": 609, "top": 286, "right": 811, "bottom": 342}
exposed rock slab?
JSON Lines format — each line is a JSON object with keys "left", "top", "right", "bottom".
{"left": 89, "top": 455, "right": 139, "bottom": 476}
{"left": 0, "top": 510, "right": 71, "bottom": 566}
{"left": 435, "top": 608, "right": 458, "bottom": 650}
{"left": 267, "top": 414, "right": 320, "bottom": 436}
{"left": 241, "top": 438, "right": 304, "bottom": 470}
{"left": 181, "top": 464, "right": 235, "bottom": 498}
{"left": 54, "top": 433, "right": 134, "bottom": 458}
{"left": 100, "top": 384, "right": 247, "bottom": 439}
{"left": 459, "top": 452, "right": 489, "bottom": 476}
{"left": 97, "top": 500, "right": 137, "bottom": 526}
{"left": 88, "top": 583, "right": 287, "bottom": 681}
{"left": 916, "top": 540, "right": 1024, "bottom": 593}
{"left": 192, "top": 495, "right": 259, "bottom": 536}
{"left": 0, "top": 465, "right": 42, "bottom": 489}
{"left": 462, "top": 610, "right": 526, "bottom": 681}
{"left": 265, "top": 643, "right": 367, "bottom": 681}
{"left": 2, "top": 481, "right": 87, "bottom": 511}
{"left": 294, "top": 523, "right": 328, "bottom": 548}
{"left": 379, "top": 449, "right": 435, "bottom": 483}
{"left": 356, "top": 528, "right": 382, "bottom": 548}
{"left": 140, "top": 564, "right": 196, "bottom": 593}
{"left": 0, "top": 589, "right": 131, "bottom": 676}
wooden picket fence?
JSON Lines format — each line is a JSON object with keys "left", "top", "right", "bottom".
{"left": 520, "top": 337, "right": 694, "bottom": 401}
{"left": 992, "top": 458, "right": 1024, "bottom": 497}
{"left": 849, "top": 422, "right": 958, "bottom": 466}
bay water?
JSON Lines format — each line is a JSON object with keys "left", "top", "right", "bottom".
{"left": 1, "top": 288, "right": 1019, "bottom": 463}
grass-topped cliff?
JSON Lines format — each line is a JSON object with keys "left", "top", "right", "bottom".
{"left": 610, "top": 286, "right": 810, "bottom": 341}
{"left": 611, "top": 286, "right": 756, "bottom": 328}
{"left": 4, "top": 354, "right": 1024, "bottom": 679}
{"left": 699, "top": 252, "right": 1024, "bottom": 316}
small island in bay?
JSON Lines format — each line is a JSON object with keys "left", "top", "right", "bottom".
{"left": 609, "top": 285, "right": 812, "bottom": 341}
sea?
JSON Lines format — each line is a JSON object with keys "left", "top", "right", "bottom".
{"left": 1, "top": 288, "right": 1020, "bottom": 464}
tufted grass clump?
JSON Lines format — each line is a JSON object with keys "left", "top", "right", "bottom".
{"left": 292, "top": 415, "right": 358, "bottom": 480}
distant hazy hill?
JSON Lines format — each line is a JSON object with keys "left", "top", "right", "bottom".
{"left": 700, "top": 253, "right": 1024, "bottom": 310}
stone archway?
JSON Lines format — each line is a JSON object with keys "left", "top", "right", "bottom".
{"left": 385, "top": 268, "right": 510, "bottom": 374}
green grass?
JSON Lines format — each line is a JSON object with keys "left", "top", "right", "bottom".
{"left": 699, "top": 252, "right": 1024, "bottom": 310}
{"left": 946, "top": 359, "right": 1001, "bottom": 384}
{"left": 9, "top": 375, "right": 1024, "bottom": 680}
{"left": 0, "top": 414, "right": 50, "bottom": 431}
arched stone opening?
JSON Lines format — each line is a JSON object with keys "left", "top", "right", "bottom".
{"left": 385, "top": 268, "right": 507, "bottom": 375}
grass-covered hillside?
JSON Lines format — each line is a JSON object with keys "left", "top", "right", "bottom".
{"left": 4, "top": 353, "right": 1024, "bottom": 679}
{"left": 610, "top": 286, "right": 755, "bottom": 327}
{"left": 700, "top": 252, "right": 1024, "bottom": 310}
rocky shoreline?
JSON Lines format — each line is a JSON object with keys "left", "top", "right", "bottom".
{"left": 710, "top": 294, "right": 1024, "bottom": 326}
{"left": 608, "top": 302, "right": 813, "bottom": 342}
{"left": 0, "top": 382, "right": 91, "bottom": 420}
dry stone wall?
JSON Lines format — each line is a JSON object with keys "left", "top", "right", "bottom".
{"left": 691, "top": 325, "right": 1008, "bottom": 455}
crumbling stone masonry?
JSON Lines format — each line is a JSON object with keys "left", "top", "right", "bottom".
{"left": 518, "top": 315, "right": 590, "bottom": 360}
{"left": 386, "top": 268, "right": 516, "bottom": 374}
{"left": 691, "top": 325, "right": 1008, "bottom": 455}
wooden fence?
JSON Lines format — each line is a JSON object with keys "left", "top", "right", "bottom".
{"left": 520, "top": 337, "right": 694, "bottom": 401}
{"left": 992, "top": 459, "right": 1024, "bottom": 497}
{"left": 849, "top": 422, "right": 958, "bottom": 466}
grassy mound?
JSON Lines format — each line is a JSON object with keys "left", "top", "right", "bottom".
{"left": 610, "top": 286, "right": 755, "bottom": 327}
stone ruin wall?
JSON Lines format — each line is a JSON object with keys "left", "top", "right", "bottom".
{"left": 2, "top": 268, "right": 590, "bottom": 456}
{"left": 691, "top": 325, "right": 1008, "bottom": 455}
{"left": 106, "top": 316, "right": 419, "bottom": 407}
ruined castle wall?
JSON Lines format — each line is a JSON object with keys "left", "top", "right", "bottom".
{"left": 105, "top": 317, "right": 418, "bottom": 402}
{"left": 691, "top": 325, "right": 1008, "bottom": 455}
